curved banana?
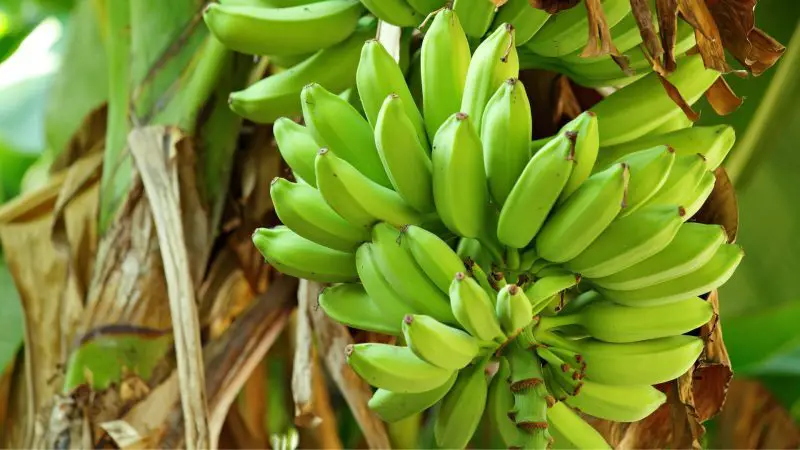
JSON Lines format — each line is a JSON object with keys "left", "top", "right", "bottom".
{"left": 611, "top": 145, "right": 675, "bottom": 216}
{"left": 368, "top": 373, "right": 457, "bottom": 422}
{"left": 252, "top": 226, "right": 358, "bottom": 282}
{"left": 403, "top": 225, "right": 465, "bottom": 293}
{"left": 229, "top": 19, "right": 374, "bottom": 123}
{"left": 564, "top": 380, "right": 666, "bottom": 422}
{"left": 558, "top": 111, "right": 599, "bottom": 202}
{"left": 356, "top": 242, "right": 419, "bottom": 314}
{"left": 599, "top": 243, "right": 744, "bottom": 306}
{"left": 492, "top": 0, "right": 551, "bottom": 46}
{"left": 481, "top": 78, "right": 533, "bottom": 206}
{"left": 525, "top": 270, "right": 581, "bottom": 311}
{"left": 487, "top": 357, "right": 523, "bottom": 447}
{"left": 535, "top": 163, "right": 629, "bottom": 263}
{"left": 450, "top": 272, "right": 506, "bottom": 342}
{"left": 346, "top": 343, "right": 454, "bottom": 393}
{"left": 434, "top": 359, "right": 489, "bottom": 449}
{"left": 403, "top": 314, "right": 480, "bottom": 370}
{"left": 271, "top": 178, "right": 368, "bottom": 252}
{"left": 272, "top": 118, "right": 320, "bottom": 186}
{"left": 590, "top": 223, "right": 727, "bottom": 291}
{"left": 453, "top": 0, "right": 496, "bottom": 38}
{"left": 496, "top": 284, "right": 534, "bottom": 334}
{"left": 644, "top": 153, "right": 708, "bottom": 210}
{"left": 203, "top": 0, "right": 364, "bottom": 56}
{"left": 360, "top": 0, "right": 424, "bottom": 26}
{"left": 497, "top": 132, "right": 574, "bottom": 248}
{"left": 461, "top": 23, "right": 519, "bottom": 132}
{"left": 406, "top": 0, "right": 444, "bottom": 15}
{"left": 319, "top": 283, "right": 408, "bottom": 335}
{"left": 547, "top": 402, "right": 611, "bottom": 449}
{"left": 374, "top": 95, "right": 434, "bottom": 213}
{"left": 683, "top": 170, "right": 716, "bottom": 218}
{"left": 421, "top": 8, "right": 472, "bottom": 139}
{"left": 564, "top": 205, "right": 685, "bottom": 278}
{"left": 432, "top": 112, "right": 488, "bottom": 238}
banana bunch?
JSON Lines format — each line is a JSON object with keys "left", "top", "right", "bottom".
{"left": 252, "top": 8, "right": 742, "bottom": 449}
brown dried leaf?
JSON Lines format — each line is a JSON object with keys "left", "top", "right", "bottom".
{"left": 490, "top": 0, "right": 509, "bottom": 6}
{"left": 530, "top": 0, "right": 580, "bottom": 14}
{"left": 715, "top": 379, "right": 800, "bottom": 448}
{"left": 706, "top": 0, "right": 785, "bottom": 76}
{"left": 292, "top": 284, "right": 317, "bottom": 427}
{"left": 705, "top": 76, "right": 743, "bottom": 115}
{"left": 656, "top": 0, "right": 679, "bottom": 72}
{"left": 199, "top": 248, "right": 256, "bottom": 338}
{"left": 656, "top": 72, "right": 701, "bottom": 121}
{"left": 692, "top": 290, "right": 732, "bottom": 423}
{"left": 677, "top": 0, "right": 732, "bottom": 73}
{"left": 630, "top": 0, "right": 664, "bottom": 63}
{"left": 694, "top": 167, "right": 739, "bottom": 242}
{"left": 580, "top": 0, "right": 620, "bottom": 58}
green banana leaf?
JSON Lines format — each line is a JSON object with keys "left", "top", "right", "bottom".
{"left": 0, "top": 260, "right": 23, "bottom": 376}
{"left": 723, "top": 303, "right": 800, "bottom": 376}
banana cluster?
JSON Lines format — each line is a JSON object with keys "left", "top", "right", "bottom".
{"left": 252, "top": 8, "right": 741, "bottom": 450}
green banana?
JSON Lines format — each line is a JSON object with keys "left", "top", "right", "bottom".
{"left": 547, "top": 402, "right": 610, "bottom": 449}
{"left": 453, "top": 0, "right": 496, "bottom": 38}
{"left": 302, "top": 83, "right": 391, "bottom": 187}
{"left": 203, "top": 0, "right": 363, "bottom": 56}
{"left": 481, "top": 78, "right": 533, "bottom": 206}
{"left": 315, "top": 149, "right": 423, "bottom": 229}
{"left": 590, "top": 53, "right": 720, "bottom": 146}
{"left": 360, "top": 0, "right": 424, "bottom": 26}
{"left": 525, "top": 270, "right": 580, "bottom": 310}
{"left": 357, "top": 40, "right": 428, "bottom": 148}
{"left": 564, "top": 205, "right": 686, "bottom": 278}
{"left": 319, "top": 283, "right": 408, "bottom": 335}
{"left": 599, "top": 243, "right": 744, "bottom": 306}
{"left": 535, "top": 163, "right": 629, "bottom": 263}
{"left": 374, "top": 95, "right": 435, "bottom": 213}
{"left": 402, "top": 225, "right": 465, "bottom": 293}
{"left": 356, "top": 242, "right": 420, "bottom": 316}
{"left": 272, "top": 118, "right": 319, "bottom": 186}
{"left": 496, "top": 284, "right": 534, "bottom": 334}
{"left": 597, "top": 125, "right": 736, "bottom": 171}
{"left": 270, "top": 178, "right": 368, "bottom": 252}
{"left": 590, "top": 223, "right": 727, "bottom": 291}
{"left": 563, "top": 379, "right": 666, "bottom": 422}
{"left": 526, "top": 0, "right": 631, "bottom": 57}
{"left": 487, "top": 357, "right": 523, "bottom": 447}
{"left": 421, "top": 8, "right": 472, "bottom": 139}
{"left": 461, "top": 23, "right": 519, "bottom": 133}
{"left": 650, "top": 109, "right": 695, "bottom": 135}
{"left": 539, "top": 296, "right": 714, "bottom": 343}
{"left": 227, "top": 0, "right": 328, "bottom": 6}
{"left": 497, "top": 132, "right": 574, "bottom": 248}
{"left": 492, "top": 0, "right": 551, "bottom": 46}
{"left": 371, "top": 223, "right": 457, "bottom": 323}
{"left": 229, "top": 20, "right": 374, "bottom": 123}
{"left": 432, "top": 112, "right": 488, "bottom": 238}
{"left": 406, "top": 0, "right": 444, "bottom": 15}
{"left": 434, "top": 359, "right": 489, "bottom": 449}
{"left": 368, "top": 373, "right": 458, "bottom": 423}
{"left": 558, "top": 111, "right": 599, "bottom": 202}
{"left": 683, "top": 170, "right": 716, "bottom": 218}
{"left": 457, "top": 237, "right": 492, "bottom": 272}
{"left": 559, "top": 290, "right": 603, "bottom": 315}
{"left": 644, "top": 153, "right": 708, "bottom": 210}
{"left": 252, "top": 226, "right": 358, "bottom": 282}
{"left": 612, "top": 145, "right": 675, "bottom": 216}
{"left": 403, "top": 314, "right": 480, "bottom": 370}
{"left": 346, "top": 343, "right": 454, "bottom": 393}
{"left": 450, "top": 272, "right": 506, "bottom": 342}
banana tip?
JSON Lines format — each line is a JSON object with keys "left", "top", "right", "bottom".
{"left": 344, "top": 344, "right": 354, "bottom": 357}
{"left": 455, "top": 272, "right": 466, "bottom": 281}
{"left": 455, "top": 112, "right": 468, "bottom": 121}
{"left": 507, "top": 284, "right": 519, "bottom": 295}
{"left": 318, "top": 147, "right": 329, "bottom": 156}
{"left": 403, "top": 315, "right": 414, "bottom": 325}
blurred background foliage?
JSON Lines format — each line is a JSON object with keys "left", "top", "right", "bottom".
{"left": 0, "top": 0, "right": 798, "bottom": 445}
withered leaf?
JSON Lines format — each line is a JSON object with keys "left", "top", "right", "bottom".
{"left": 692, "top": 291, "right": 732, "bottom": 424}
{"left": 705, "top": 76, "right": 743, "bottom": 115}
{"left": 490, "top": 0, "right": 509, "bottom": 6}
{"left": 630, "top": 0, "right": 664, "bottom": 64}
{"left": 580, "top": 0, "right": 621, "bottom": 58}
{"left": 530, "top": 0, "right": 580, "bottom": 14}
{"left": 656, "top": 72, "right": 701, "bottom": 122}
{"left": 694, "top": 167, "right": 739, "bottom": 243}
{"left": 677, "top": 0, "right": 733, "bottom": 73}
{"left": 656, "top": 0, "right": 679, "bottom": 72}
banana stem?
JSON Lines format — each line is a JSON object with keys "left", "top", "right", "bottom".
{"left": 466, "top": 259, "right": 498, "bottom": 301}
{"left": 533, "top": 328, "right": 582, "bottom": 353}
{"left": 537, "top": 314, "right": 580, "bottom": 332}
{"left": 506, "top": 247, "right": 521, "bottom": 270}
{"left": 507, "top": 339, "right": 553, "bottom": 449}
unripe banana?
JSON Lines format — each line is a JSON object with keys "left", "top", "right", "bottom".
{"left": 612, "top": 145, "right": 675, "bottom": 216}
{"left": 434, "top": 359, "right": 489, "bottom": 449}
{"left": 319, "top": 283, "right": 408, "bottom": 335}
{"left": 203, "top": 0, "right": 363, "bottom": 56}
{"left": 563, "top": 379, "right": 666, "bottom": 422}
{"left": 540, "top": 296, "right": 714, "bottom": 343}
{"left": 315, "top": 149, "right": 423, "bottom": 230}
{"left": 481, "top": 78, "right": 533, "bottom": 206}
{"left": 402, "top": 225, "right": 465, "bottom": 293}
{"left": 302, "top": 83, "right": 391, "bottom": 187}
{"left": 450, "top": 272, "right": 506, "bottom": 342}
{"left": 487, "top": 357, "right": 523, "bottom": 447}
{"left": 559, "top": 290, "right": 602, "bottom": 315}
{"left": 224, "top": 0, "right": 328, "bottom": 7}
{"left": 273, "top": 118, "right": 319, "bottom": 186}
{"left": 453, "top": 0, "right": 496, "bottom": 38}
{"left": 374, "top": 95, "right": 435, "bottom": 213}
{"left": 371, "top": 223, "right": 457, "bottom": 324}
{"left": 650, "top": 109, "right": 695, "bottom": 135}
{"left": 357, "top": 40, "right": 428, "bottom": 148}
{"left": 558, "top": 111, "right": 600, "bottom": 202}
{"left": 461, "top": 23, "right": 519, "bottom": 133}
{"left": 229, "top": 20, "right": 374, "bottom": 123}
{"left": 432, "top": 112, "right": 488, "bottom": 238}
{"left": 644, "top": 153, "right": 708, "bottom": 210}
{"left": 368, "top": 373, "right": 458, "bottom": 422}
{"left": 591, "top": 222, "right": 727, "bottom": 291}
{"left": 525, "top": 270, "right": 581, "bottom": 310}
{"left": 356, "top": 242, "right": 419, "bottom": 315}
{"left": 270, "top": 178, "right": 368, "bottom": 252}
{"left": 496, "top": 284, "right": 534, "bottom": 334}
{"left": 457, "top": 237, "right": 492, "bottom": 272}
{"left": 363, "top": 0, "right": 425, "bottom": 26}
{"left": 346, "top": 343, "right": 454, "bottom": 393}
{"left": 252, "top": 226, "right": 358, "bottom": 282}
{"left": 406, "top": 0, "right": 444, "bottom": 15}
{"left": 535, "top": 163, "right": 629, "bottom": 263}
{"left": 497, "top": 132, "right": 574, "bottom": 248}
{"left": 599, "top": 243, "right": 743, "bottom": 306}
{"left": 547, "top": 402, "right": 611, "bottom": 449}
{"left": 590, "top": 53, "right": 720, "bottom": 146}
{"left": 492, "top": 0, "right": 550, "bottom": 46}
{"left": 682, "top": 170, "right": 716, "bottom": 218}
{"left": 403, "top": 314, "right": 480, "bottom": 370}
{"left": 597, "top": 125, "right": 736, "bottom": 171}
{"left": 421, "top": 8, "right": 472, "bottom": 139}
{"left": 564, "top": 205, "right": 686, "bottom": 278}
